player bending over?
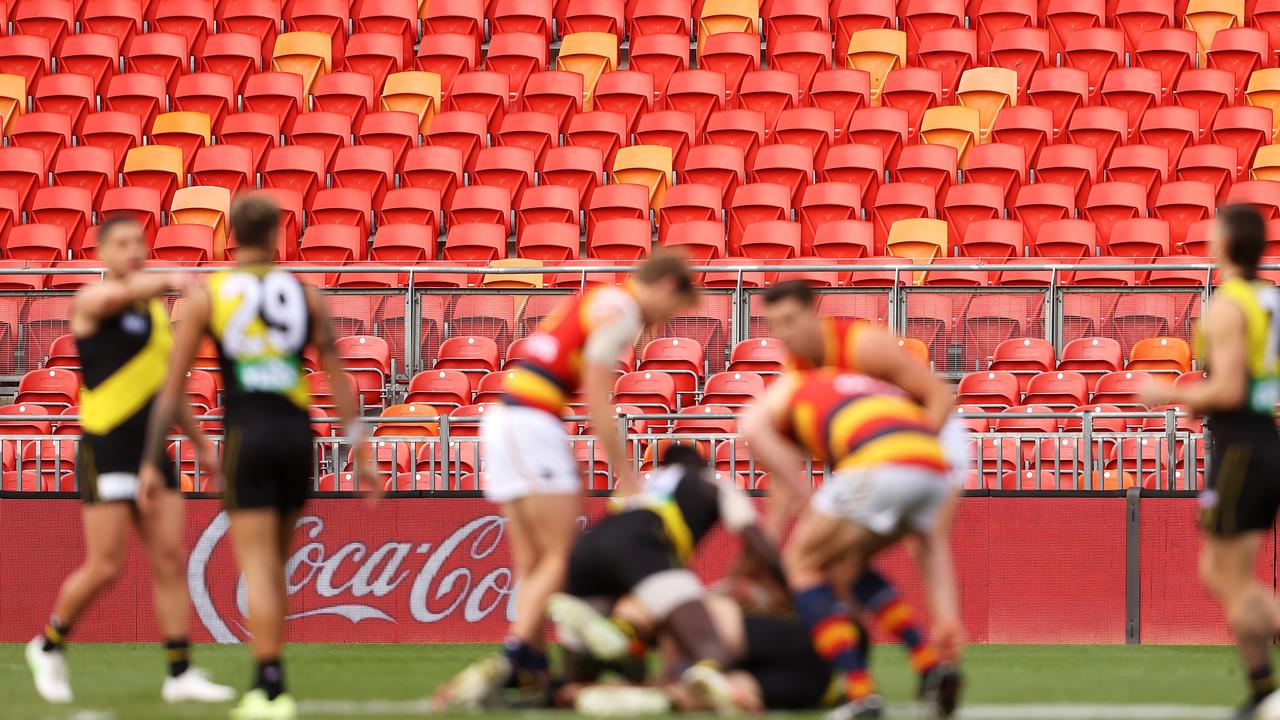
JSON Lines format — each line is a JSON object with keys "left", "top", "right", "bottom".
{"left": 434, "top": 252, "right": 699, "bottom": 708}
{"left": 743, "top": 369, "right": 963, "bottom": 720}
{"left": 141, "top": 195, "right": 376, "bottom": 720}
{"left": 27, "top": 215, "right": 233, "bottom": 705}
{"left": 547, "top": 444, "right": 778, "bottom": 713}
{"left": 1141, "top": 205, "right": 1280, "bottom": 720}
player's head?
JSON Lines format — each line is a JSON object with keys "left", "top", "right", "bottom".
{"left": 96, "top": 214, "right": 147, "bottom": 278}
{"left": 658, "top": 442, "right": 707, "bottom": 472}
{"left": 762, "top": 280, "right": 823, "bottom": 364}
{"left": 229, "top": 194, "right": 280, "bottom": 262}
{"left": 630, "top": 250, "right": 700, "bottom": 325}
{"left": 1214, "top": 204, "right": 1267, "bottom": 279}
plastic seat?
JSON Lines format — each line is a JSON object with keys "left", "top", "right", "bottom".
{"left": 357, "top": 110, "right": 421, "bottom": 172}
{"left": 424, "top": 110, "right": 487, "bottom": 171}
{"left": 30, "top": 186, "right": 91, "bottom": 255}
{"left": 971, "top": 0, "right": 1033, "bottom": 61}
{"left": 1022, "top": 371, "right": 1089, "bottom": 408}
{"left": 490, "top": 0, "right": 552, "bottom": 40}
{"left": 664, "top": 70, "right": 726, "bottom": 135}
{"left": 698, "top": 0, "right": 759, "bottom": 45}
{"left": 422, "top": 0, "right": 483, "bottom": 52}
{"left": 1045, "top": 0, "right": 1103, "bottom": 55}
{"left": 310, "top": 188, "right": 373, "bottom": 240}
{"left": 52, "top": 146, "right": 115, "bottom": 207}
{"left": 99, "top": 186, "right": 161, "bottom": 243}
{"left": 355, "top": 0, "right": 417, "bottom": 67}
{"left": 612, "top": 145, "right": 674, "bottom": 210}
{"left": 1101, "top": 68, "right": 1163, "bottom": 140}
{"left": 1063, "top": 28, "right": 1124, "bottom": 104}
{"left": 957, "top": 67, "right": 1018, "bottom": 143}
{"left": 847, "top": 107, "right": 909, "bottom": 168}
{"left": 101, "top": 74, "right": 164, "bottom": 134}
{"left": 262, "top": 145, "right": 325, "bottom": 207}
{"left": 894, "top": 144, "right": 957, "bottom": 205}
{"left": 6, "top": 224, "right": 68, "bottom": 264}
{"left": 0, "top": 35, "right": 51, "bottom": 89}
{"left": 1177, "top": 144, "right": 1235, "bottom": 203}
{"left": 123, "top": 32, "right": 187, "bottom": 94}
{"left": 121, "top": 145, "right": 184, "bottom": 209}
{"left": 199, "top": 33, "right": 262, "bottom": 95}
{"left": 399, "top": 146, "right": 462, "bottom": 208}
{"left": 958, "top": 218, "right": 1024, "bottom": 259}
{"left": 517, "top": 222, "right": 579, "bottom": 261}
{"left": 727, "top": 183, "right": 791, "bottom": 253}
{"left": 298, "top": 224, "right": 366, "bottom": 263}
{"left": 738, "top": 70, "right": 800, "bottom": 138}
{"left": 1106, "top": 145, "right": 1169, "bottom": 207}
{"left": 1027, "top": 68, "right": 1088, "bottom": 140}
{"left": 1083, "top": 182, "right": 1148, "bottom": 246}
{"left": 286, "top": 111, "right": 350, "bottom": 172}
{"left": 340, "top": 33, "right": 403, "bottom": 93}
{"left": 739, "top": 219, "right": 801, "bottom": 260}
{"left": 630, "top": 33, "right": 689, "bottom": 102}
{"left": 869, "top": 182, "right": 935, "bottom": 252}
{"left": 1174, "top": 68, "right": 1235, "bottom": 142}
{"left": 809, "top": 69, "right": 871, "bottom": 140}
{"left": 33, "top": 73, "right": 94, "bottom": 137}
{"left": 1228, "top": 180, "right": 1280, "bottom": 220}
{"left": 377, "top": 187, "right": 442, "bottom": 230}
{"left": 370, "top": 224, "right": 436, "bottom": 263}
{"left": 941, "top": 183, "right": 1004, "bottom": 246}
{"left": 516, "top": 184, "right": 580, "bottom": 234}
{"left": 1248, "top": 69, "right": 1280, "bottom": 144}
{"left": 833, "top": 0, "right": 894, "bottom": 60}
{"left": 13, "top": 1, "right": 73, "bottom": 54}
{"left": 382, "top": 71, "right": 442, "bottom": 133}
{"left": 919, "top": 106, "right": 979, "bottom": 163}
{"left": 795, "top": 182, "right": 859, "bottom": 250}
{"left": 217, "top": 112, "right": 279, "bottom": 174}
{"left": 485, "top": 33, "right": 547, "bottom": 100}
{"left": 1115, "top": 0, "right": 1173, "bottom": 54}
{"left": 631, "top": 0, "right": 692, "bottom": 38}
{"left": 613, "top": 371, "right": 678, "bottom": 413}
{"left": 447, "top": 186, "right": 514, "bottom": 232}
{"left": 988, "top": 28, "right": 1050, "bottom": 105}
{"left": 1152, "top": 181, "right": 1216, "bottom": 250}
{"left": 1137, "top": 106, "right": 1199, "bottom": 176}
{"left": 242, "top": 72, "right": 305, "bottom": 133}
{"left": 1065, "top": 107, "right": 1126, "bottom": 175}
{"left": 416, "top": 34, "right": 478, "bottom": 96}
{"left": 881, "top": 68, "right": 942, "bottom": 140}
{"left": 962, "top": 143, "right": 1026, "bottom": 207}
{"left": 901, "top": 0, "right": 964, "bottom": 59}
{"left": 585, "top": 181, "right": 651, "bottom": 238}
{"left": 846, "top": 29, "right": 906, "bottom": 106}
{"left": 1128, "top": 337, "right": 1192, "bottom": 374}
{"left": 592, "top": 71, "right": 653, "bottom": 133}
{"left": 522, "top": 71, "right": 584, "bottom": 134}
{"left": 271, "top": 31, "right": 332, "bottom": 94}
{"left": 1205, "top": 28, "right": 1267, "bottom": 106}
{"left": 534, "top": 147, "right": 600, "bottom": 207}
{"left": 886, "top": 218, "right": 948, "bottom": 264}
{"left": 497, "top": 111, "right": 561, "bottom": 166}
{"left": 659, "top": 183, "right": 722, "bottom": 243}
{"left": 681, "top": 143, "right": 747, "bottom": 204}
{"left": 660, "top": 219, "right": 725, "bottom": 260}
{"left": 918, "top": 28, "right": 976, "bottom": 105}
{"left": 1012, "top": 183, "right": 1076, "bottom": 245}
{"left": 471, "top": 146, "right": 535, "bottom": 207}
{"left": 169, "top": 75, "right": 233, "bottom": 134}
{"left": 562, "top": 0, "right": 624, "bottom": 35}
{"left": 956, "top": 370, "right": 1021, "bottom": 408}
{"left": 586, "top": 217, "right": 653, "bottom": 260}
{"left": 557, "top": 32, "right": 618, "bottom": 110}
{"left": 697, "top": 32, "right": 760, "bottom": 103}
{"left": 170, "top": 186, "right": 231, "bottom": 259}
{"left": 1253, "top": 144, "right": 1280, "bottom": 182}
{"left": 151, "top": 0, "right": 214, "bottom": 55}
{"left": 54, "top": 34, "right": 120, "bottom": 97}
{"left": 1030, "top": 218, "right": 1095, "bottom": 259}
{"left": 1184, "top": 0, "right": 1244, "bottom": 63}
{"left": 768, "top": 31, "right": 833, "bottom": 96}
{"left": 152, "top": 224, "right": 215, "bottom": 263}
{"left": 1213, "top": 106, "right": 1273, "bottom": 181}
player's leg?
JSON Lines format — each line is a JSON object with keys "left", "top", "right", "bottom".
{"left": 1201, "top": 531, "right": 1280, "bottom": 711}
{"left": 229, "top": 508, "right": 291, "bottom": 700}
{"left": 27, "top": 502, "right": 131, "bottom": 703}
{"left": 135, "top": 487, "right": 233, "bottom": 702}
{"left": 507, "top": 493, "right": 580, "bottom": 674}
{"left": 784, "top": 507, "right": 888, "bottom": 717}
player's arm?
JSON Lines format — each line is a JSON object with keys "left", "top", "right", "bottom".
{"left": 1144, "top": 299, "right": 1247, "bottom": 415}
{"left": 853, "top": 326, "right": 954, "bottom": 433}
{"left": 710, "top": 477, "right": 788, "bottom": 588}
{"left": 740, "top": 378, "right": 808, "bottom": 538}
{"left": 306, "top": 286, "right": 380, "bottom": 498}
{"left": 138, "top": 283, "right": 210, "bottom": 510}
{"left": 583, "top": 306, "right": 642, "bottom": 496}
{"left": 71, "top": 272, "right": 180, "bottom": 336}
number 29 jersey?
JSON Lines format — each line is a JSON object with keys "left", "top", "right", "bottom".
{"left": 207, "top": 266, "right": 313, "bottom": 425}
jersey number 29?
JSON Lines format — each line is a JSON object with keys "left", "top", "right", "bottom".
{"left": 221, "top": 271, "right": 308, "bottom": 358}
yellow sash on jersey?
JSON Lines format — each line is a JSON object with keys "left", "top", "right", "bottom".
{"left": 79, "top": 300, "right": 172, "bottom": 435}
{"left": 207, "top": 269, "right": 312, "bottom": 410}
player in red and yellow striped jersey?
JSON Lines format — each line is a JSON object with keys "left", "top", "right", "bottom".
{"left": 743, "top": 370, "right": 963, "bottom": 719}
{"left": 436, "top": 252, "right": 700, "bottom": 709}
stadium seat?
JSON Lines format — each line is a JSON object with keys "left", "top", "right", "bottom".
{"left": 846, "top": 29, "right": 905, "bottom": 107}
{"left": 1063, "top": 28, "right": 1124, "bottom": 104}
{"left": 1108, "top": 218, "right": 1172, "bottom": 260}
{"left": 442, "top": 223, "right": 507, "bottom": 262}
{"left": 121, "top": 145, "right": 184, "bottom": 210}
{"left": 942, "top": 184, "right": 1004, "bottom": 246}
{"left": 988, "top": 28, "right": 1049, "bottom": 105}
{"left": 310, "top": 188, "right": 372, "bottom": 240}
{"left": 919, "top": 106, "right": 980, "bottom": 162}
{"left": 1127, "top": 336, "right": 1192, "bottom": 375}
{"left": 1066, "top": 107, "right": 1127, "bottom": 175}
{"left": 56, "top": 33, "right": 120, "bottom": 98}
{"left": 664, "top": 220, "right": 726, "bottom": 260}
{"left": 262, "top": 145, "right": 325, "bottom": 208}
{"left": 958, "top": 218, "right": 1024, "bottom": 260}
{"left": 557, "top": 32, "right": 618, "bottom": 111}
{"left": 587, "top": 217, "right": 653, "bottom": 260}
{"left": 152, "top": 225, "right": 215, "bottom": 263}
{"left": 401, "top": 146, "right": 464, "bottom": 207}
{"left": 1027, "top": 67, "right": 1088, "bottom": 139}
{"left": 1175, "top": 68, "right": 1235, "bottom": 143}
{"left": 52, "top": 146, "right": 115, "bottom": 207}
{"left": 957, "top": 370, "right": 1021, "bottom": 409}
{"left": 886, "top": 218, "right": 948, "bottom": 263}
{"left": 242, "top": 72, "right": 306, "bottom": 134}
{"left": 149, "top": 112, "right": 211, "bottom": 173}
{"left": 990, "top": 105, "right": 1053, "bottom": 167}
{"left": 425, "top": 110, "right": 488, "bottom": 172}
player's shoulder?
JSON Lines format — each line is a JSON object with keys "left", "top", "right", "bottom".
{"left": 583, "top": 285, "right": 640, "bottom": 322}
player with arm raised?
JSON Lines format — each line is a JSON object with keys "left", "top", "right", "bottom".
{"left": 743, "top": 370, "right": 962, "bottom": 720}
{"left": 26, "top": 216, "right": 233, "bottom": 706}
{"left": 139, "top": 195, "right": 376, "bottom": 720}
{"left": 434, "top": 251, "right": 699, "bottom": 709}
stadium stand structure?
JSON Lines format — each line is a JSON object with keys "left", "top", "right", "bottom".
{"left": 0, "top": 0, "right": 1260, "bottom": 496}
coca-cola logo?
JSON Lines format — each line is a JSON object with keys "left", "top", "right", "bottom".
{"left": 188, "top": 511, "right": 519, "bottom": 643}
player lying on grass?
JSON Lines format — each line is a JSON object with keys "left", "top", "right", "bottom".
{"left": 743, "top": 369, "right": 963, "bottom": 720}
{"left": 556, "top": 553, "right": 849, "bottom": 716}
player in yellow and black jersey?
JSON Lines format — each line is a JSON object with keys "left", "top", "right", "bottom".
{"left": 26, "top": 216, "right": 233, "bottom": 706}
{"left": 1142, "top": 205, "right": 1280, "bottom": 720}
{"left": 141, "top": 194, "right": 376, "bottom": 720}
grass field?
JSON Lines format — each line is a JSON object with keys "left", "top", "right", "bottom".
{"left": 0, "top": 643, "right": 1260, "bottom": 720}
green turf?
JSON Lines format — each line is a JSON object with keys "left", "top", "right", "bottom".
{"left": 0, "top": 642, "right": 1260, "bottom": 719}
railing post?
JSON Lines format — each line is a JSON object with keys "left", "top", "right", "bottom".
{"left": 1081, "top": 411, "right": 1094, "bottom": 491}
{"left": 1126, "top": 485, "right": 1142, "bottom": 644}
{"left": 438, "top": 415, "right": 452, "bottom": 492}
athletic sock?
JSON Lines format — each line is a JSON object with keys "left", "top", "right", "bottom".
{"left": 794, "top": 584, "right": 875, "bottom": 701}
{"left": 502, "top": 637, "right": 548, "bottom": 688}
{"left": 42, "top": 616, "right": 69, "bottom": 653}
{"left": 851, "top": 570, "right": 939, "bottom": 676}
{"left": 165, "top": 638, "right": 191, "bottom": 678}
{"left": 1250, "top": 664, "right": 1276, "bottom": 704}
{"left": 610, "top": 616, "right": 649, "bottom": 659}
{"left": 255, "top": 659, "right": 285, "bottom": 700}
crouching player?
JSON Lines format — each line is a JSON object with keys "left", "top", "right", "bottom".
{"left": 548, "top": 444, "right": 779, "bottom": 713}
{"left": 743, "top": 369, "right": 963, "bottom": 720}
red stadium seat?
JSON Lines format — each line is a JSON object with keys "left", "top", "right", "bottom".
{"left": 957, "top": 370, "right": 1021, "bottom": 409}
{"left": 286, "top": 111, "right": 349, "bottom": 171}
{"left": 587, "top": 217, "right": 652, "bottom": 260}
{"left": 486, "top": 32, "right": 547, "bottom": 99}
{"left": 767, "top": 31, "right": 831, "bottom": 96}
{"left": 311, "top": 188, "right": 372, "bottom": 240}
{"left": 1211, "top": 106, "right": 1273, "bottom": 181}
{"left": 1207, "top": 28, "right": 1268, "bottom": 104}
{"left": 1083, "top": 182, "right": 1147, "bottom": 247}
{"left": 697, "top": 32, "right": 758, "bottom": 102}
{"left": 55, "top": 33, "right": 121, "bottom": 97}
{"left": 809, "top": 69, "right": 872, "bottom": 140}
{"left": 13, "top": 1, "right": 73, "bottom": 54}
{"left": 262, "top": 145, "right": 325, "bottom": 207}
{"left": 0, "top": 34, "right": 52, "bottom": 88}
{"left": 705, "top": 108, "right": 766, "bottom": 168}
{"left": 565, "top": 110, "right": 628, "bottom": 168}
{"left": 988, "top": 28, "right": 1049, "bottom": 105}
{"left": 1174, "top": 68, "right": 1234, "bottom": 142}
{"left": 663, "top": 220, "right": 726, "bottom": 260}
{"left": 847, "top": 107, "right": 909, "bottom": 168}
{"left": 871, "top": 182, "right": 936, "bottom": 250}
{"left": 357, "top": 111, "right": 421, "bottom": 171}
{"left": 199, "top": 33, "right": 263, "bottom": 95}
{"left": 401, "top": 146, "right": 464, "bottom": 207}
{"left": 242, "top": 72, "right": 306, "bottom": 133}
{"left": 52, "top": 146, "right": 114, "bottom": 206}
{"left": 1115, "top": 0, "right": 1173, "bottom": 55}
{"left": 540, "top": 146, "right": 604, "bottom": 205}
{"left": 681, "top": 143, "right": 746, "bottom": 204}
{"left": 447, "top": 186, "right": 513, "bottom": 232}
{"left": 1137, "top": 106, "right": 1198, "bottom": 176}
{"left": 728, "top": 183, "right": 791, "bottom": 254}
{"left": 1180, "top": 144, "right": 1238, "bottom": 203}
{"left": 191, "top": 145, "right": 254, "bottom": 196}
{"left": 739, "top": 70, "right": 800, "bottom": 135}
{"left": 895, "top": 144, "right": 957, "bottom": 206}
{"left": 425, "top": 110, "right": 488, "bottom": 171}
{"left": 630, "top": 33, "right": 688, "bottom": 102}
{"left": 218, "top": 112, "right": 280, "bottom": 174}
{"left": 1064, "top": 28, "right": 1124, "bottom": 104}
{"left": 1027, "top": 68, "right": 1087, "bottom": 141}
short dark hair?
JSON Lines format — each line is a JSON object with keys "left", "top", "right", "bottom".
{"left": 659, "top": 442, "right": 706, "bottom": 469}
{"left": 634, "top": 249, "right": 698, "bottom": 298}
{"left": 230, "top": 194, "right": 280, "bottom": 250}
{"left": 97, "top": 214, "right": 142, "bottom": 244}
{"left": 1222, "top": 204, "right": 1267, "bottom": 277}
{"left": 763, "top": 279, "right": 816, "bottom": 308}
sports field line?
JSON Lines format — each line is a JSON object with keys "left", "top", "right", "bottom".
{"left": 294, "top": 699, "right": 1237, "bottom": 719}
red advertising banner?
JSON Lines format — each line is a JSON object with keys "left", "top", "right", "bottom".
{"left": 0, "top": 495, "right": 1244, "bottom": 645}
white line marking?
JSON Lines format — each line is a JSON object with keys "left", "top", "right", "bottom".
{"left": 294, "top": 700, "right": 1235, "bottom": 719}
